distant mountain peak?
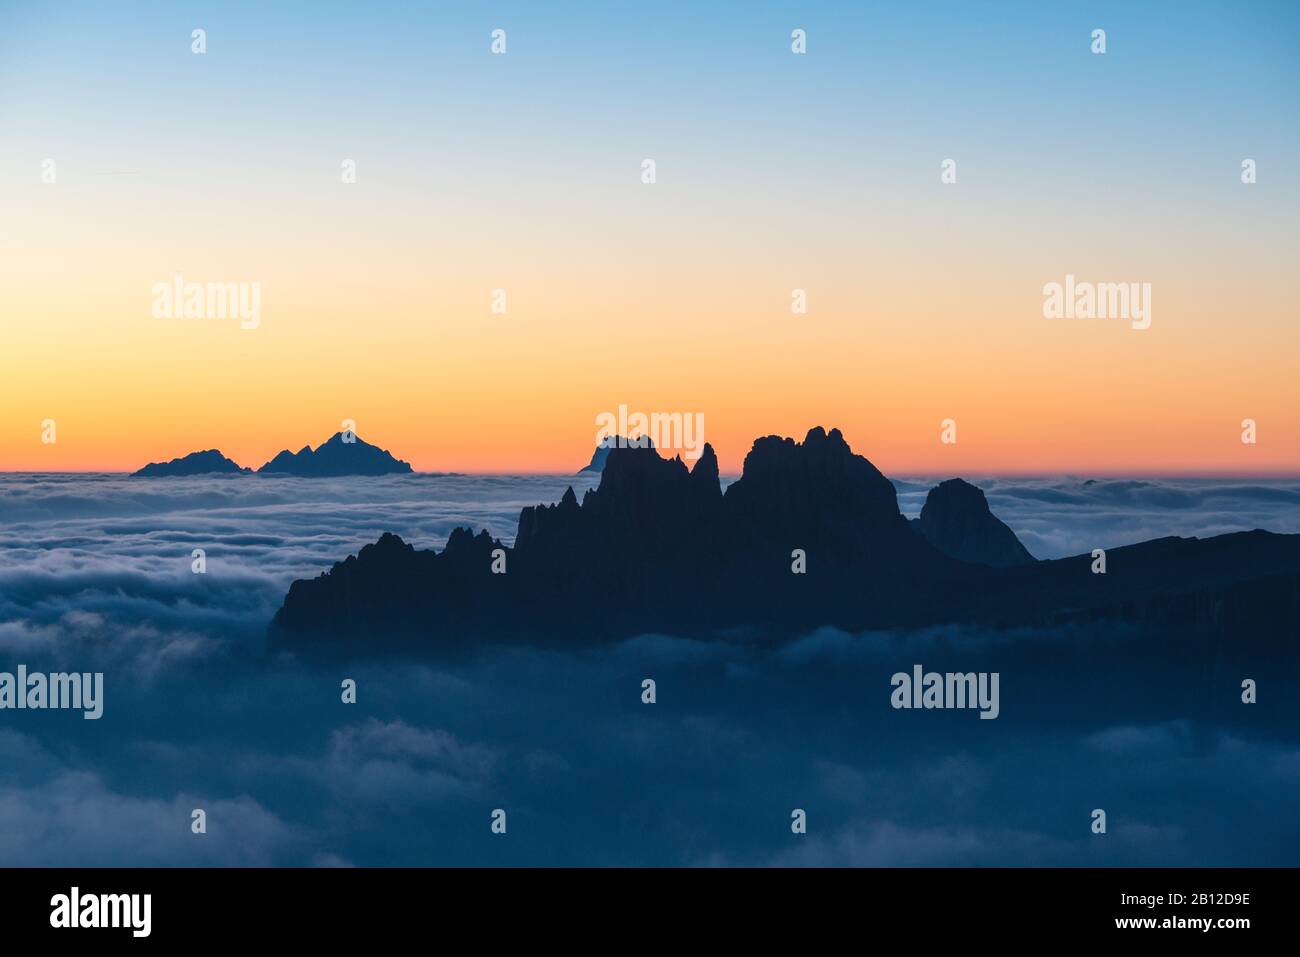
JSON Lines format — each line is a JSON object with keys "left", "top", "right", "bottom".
{"left": 132, "top": 449, "right": 249, "bottom": 477}
{"left": 258, "top": 432, "right": 413, "bottom": 476}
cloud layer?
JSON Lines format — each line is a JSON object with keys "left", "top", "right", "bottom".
{"left": 895, "top": 475, "right": 1300, "bottom": 558}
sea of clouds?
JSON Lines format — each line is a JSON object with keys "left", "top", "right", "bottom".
{"left": 0, "top": 471, "right": 1297, "bottom": 866}
{"left": 0, "top": 472, "right": 601, "bottom": 665}
{"left": 892, "top": 475, "right": 1300, "bottom": 560}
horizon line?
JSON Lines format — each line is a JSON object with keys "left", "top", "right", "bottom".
{"left": 5, "top": 467, "right": 1300, "bottom": 481}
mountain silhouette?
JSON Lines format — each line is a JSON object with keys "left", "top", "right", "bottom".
{"left": 258, "top": 432, "right": 412, "bottom": 476}
{"left": 269, "top": 426, "right": 1300, "bottom": 658}
{"left": 132, "top": 449, "right": 249, "bottom": 477}
{"left": 911, "top": 478, "right": 1035, "bottom": 566}
{"left": 577, "top": 434, "right": 654, "bottom": 474}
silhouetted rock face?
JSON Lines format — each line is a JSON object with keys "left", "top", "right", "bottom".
{"left": 511, "top": 444, "right": 729, "bottom": 632}
{"left": 725, "top": 427, "right": 914, "bottom": 557}
{"left": 258, "top": 432, "right": 412, "bottom": 476}
{"left": 689, "top": 444, "right": 722, "bottom": 504}
{"left": 132, "top": 449, "right": 248, "bottom": 477}
{"left": 912, "top": 478, "right": 1035, "bottom": 567}
{"left": 958, "top": 529, "right": 1300, "bottom": 658}
{"left": 577, "top": 435, "right": 653, "bottom": 473}
{"left": 268, "top": 426, "right": 1300, "bottom": 657}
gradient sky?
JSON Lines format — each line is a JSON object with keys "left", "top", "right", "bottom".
{"left": 2, "top": 1, "right": 1298, "bottom": 473}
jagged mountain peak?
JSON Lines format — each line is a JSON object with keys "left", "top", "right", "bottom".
{"left": 912, "top": 478, "right": 1035, "bottom": 567}
{"left": 577, "top": 434, "right": 654, "bottom": 473}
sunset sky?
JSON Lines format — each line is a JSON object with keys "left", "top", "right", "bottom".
{"left": 2, "top": 1, "right": 1297, "bottom": 474}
